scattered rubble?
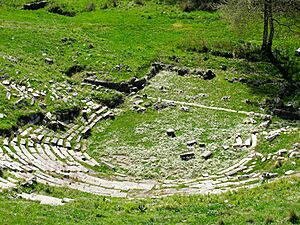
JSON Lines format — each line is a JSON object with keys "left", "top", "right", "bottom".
{"left": 201, "top": 151, "right": 212, "bottom": 160}
{"left": 295, "top": 48, "right": 300, "bottom": 57}
{"left": 180, "top": 152, "right": 195, "bottom": 161}
{"left": 262, "top": 172, "right": 278, "bottom": 179}
{"left": 23, "top": 1, "right": 48, "bottom": 10}
{"left": 18, "top": 193, "right": 73, "bottom": 206}
{"left": 187, "top": 140, "right": 197, "bottom": 147}
{"left": 166, "top": 128, "right": 176, "bottom": 137}
{"left": 44, "top": 58, "right": 54, "bottom": 64}
{"left": 259, "top": 120, "right": 271, "bottom": 129}
{"left": 0, "top": 62, "right": 298, "bottom": 199}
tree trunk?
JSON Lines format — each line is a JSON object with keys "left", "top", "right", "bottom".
{"left": 262, "top": 0, "right": 269, "bottom": 53}
{"left": 266, "top": 0, "right": 274, "bottom": 55}
{"left": 262, "top": 0, "right": 274, "bottom": 58}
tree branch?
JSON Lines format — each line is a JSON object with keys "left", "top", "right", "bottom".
{"left": 273, "top": 18, "right": 300, "bottom": 34}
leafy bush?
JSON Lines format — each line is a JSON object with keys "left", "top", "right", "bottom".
{"left": 86, "top": 2, "right": 96, "bottom": 12}
{"left": 265, "top": 216, "right": 274, "bottom": 224}
{"left": 179, "top": 38, "right": 262, "bottom": 61}
{"left": 100, "top": 0, "right": 118, "bottom": 9}
{"left": 273, "top": 48, "right": 300, "bottom": 81}
{"left": 65, "top": 64, "right": 86, "bottom": 77}
{"left": 100, "top": 3, "right": 108, "bottom": 9}
{"left": 112, "top": 0, "right": 118, "bottom": 7}
{"left": 92, "top": 89, "right": 124, "bottom": 108}
{"left": 288, "top": 210, "right": 299, "bottom": 224}
{"left": 48, "top": 3, "right": 76, "bottom": 17}
{"left": 135, "top": 0, "right": 144, "bottom": 5}
{"left": 164, "top": 0, "right": 223, "bottom": 12}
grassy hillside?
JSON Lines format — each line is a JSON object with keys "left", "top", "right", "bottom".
{"left": 0, "top": 176, "right": 299, "bottom": 224}
{"left": 1, "top": 0, "right": 299, "bottom": 130}
{"left": 0, "top": 0, "right": 299, "bottom": 224}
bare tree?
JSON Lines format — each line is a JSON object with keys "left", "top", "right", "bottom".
{"left": 222, "top": 0, "right": 300, "bottom": 58}
{"left": 261, "top": 0, "right": 273, "bottom": 55}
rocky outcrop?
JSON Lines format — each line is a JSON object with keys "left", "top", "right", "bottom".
{"left": 84, "top": 77, "right": 148, "bottom": 94}
{"left": 23, "top": 1, "right": 48, "bottom": 10}
{"left": 84, "top": 62, "right": 216, "bottom": 94}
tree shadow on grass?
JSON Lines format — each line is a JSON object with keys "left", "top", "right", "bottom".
{"left": 242, "top": 52, "right": 300, "bottom": 120}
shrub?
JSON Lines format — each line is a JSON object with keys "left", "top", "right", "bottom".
{"left": 273, "top": 160, "right": 282, "bottom": 169}
{"left": 288, "top": 210, "right": 299, "bottom": 224}
{"left": 217, "top": 219, "right": 225, "bottom": 225}
{"left": 48, "top": 4, "right": 76, "bottom": 17}
{"left": 92, "top": 89, "right": 124, "bottom": 108}
{"left": 265, "top": 216, "right": 274, "bottom": 224}
{"left": 177, "top": 0, "right": 223, "bottom": 12}
{"left": 135, "top": 0, "right": 144, "bottom": 5}
{"left": 65, "top": 64, "right": 85, "bottom": 77}
{"left": 273, "top": 48, "right": 300, "bottom": 81}
{"left": 246, "top": 217, "right": 255, "bottom": 223}
{"left": 112, "top": 0, "right": 118, "bottom": 7}
{"left": 100, "top": 3, "right": 108, "bottom": 9}
{"left": 86, "top": 2, "right": 96, "bottom": 12}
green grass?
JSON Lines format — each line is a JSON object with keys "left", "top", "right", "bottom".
{"left": 0, "top": 176, "right": 299, "bottom": 224}
{"left": 88, "top": 68, "right": 272, "bottom": 179}
{"left": 0, "top": 0, "right": 299, "bottom": 130}
{"left": 0, "top": 1, "right": 300, "bottom": 223}
{"left": 89, "top": 105, "right": 253, "bottom": 179}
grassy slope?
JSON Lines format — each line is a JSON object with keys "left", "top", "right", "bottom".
{"left": 0, "top": 0, "right": 299, "bottom": 224}
{"left": 1, "top": 0, "right": 299, "bottom": 130}
{"left": 0, "top": 176, "right": 299, "bottom": 224}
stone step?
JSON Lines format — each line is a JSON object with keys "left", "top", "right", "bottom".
{"left": 57, "top": 147, "right": 74, "bottom": 161}
{"left": 251, "top": 133, "right": 258, "bottom": 147}
{"left": 0, "top": 177, "right": 16, "bottom": 187}
{"left": 0, "top": 180, "right": 16, "bottom": 189}
{"left": 42, "top": 144, "right": 58, "bottom": 161}
{"left": 57, "top": 139, "right": 64, "bottom": 147}
{"left": 224, "top": 166, "right": 248, "bottom": 176}
{"left": 51, "top": 138, "right": 58, "bottom": 146}
{"left": 68, "top": 181, "right": 127, "bottom": 198}
{"left": 19, "top": 145, "right": 36, "bottom": 161}
{"left": 217, "top": 156, "right": 253, "bottom": 175}
{"left": 7, "top": 176, "right": 18, "bottom": 183}
{"left": 17, "top": 193, "right": 73, "bottom": 206}
{"left": 29, "top": 147, "right": 37, "bottom": 154}
{"left": 20, "top": 127, "right": 33, "bottom": 137}
{"left": 33, "top": 128, "right": 43, "bottom": 134}
{"left": 50, "top": 146, "right": 66, "bottom": 160}
{"left": 82, "top": 153, "right": 99, "bottom": 166}
{"left": 0, "top": 160, "right": 24, "bottom": 172}
{"left": 4, "top": 146, "right": 29, "bottom": 166}
{"left": 34, "top": 145, "right": 65, "bottom": 171}
{"left": 28, "top": 139, "right": 34, "bottom": 147}
{"left": 35, "top": 172, "right": 66, "bottom": 186}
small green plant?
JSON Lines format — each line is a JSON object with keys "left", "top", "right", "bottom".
{"left": 86, "top": 2, "right": 96, "bottom": 12}
{"left": 246, "top": 217, "right": 255, "bottom": 223}
{"left": 181, "top": 1, "right": 194, "bottom": 12}
{"left": 265, "top": 216, "right": 274, "bottom": 224}
{"left": 135, "top": 0, "right": 144, "bottom": 5}
{"left": 273, "top": 160, "right": 283, "bottom": 169}
{"left": 288, "top": 210, "right": 299, "bottom": 224}
{"left": 217, "top": 219, "right": 225, "bottom": 225}
{"left": 100, "top": 3, "right": 108, "bottom": 9}
{"left": 92, "top": 89, "right": 124, "bottom": 108}
{"left": 180, "top": 0, "right": 222, "bottom": 12}
{"left": 138, "top": 204, "right": 147, "bottom": 213}
{"left": 112, "top": 0, "right": 118, "bottom": 7}
{"left": 47, "top": 3, "right": 76, "bottom": 17}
